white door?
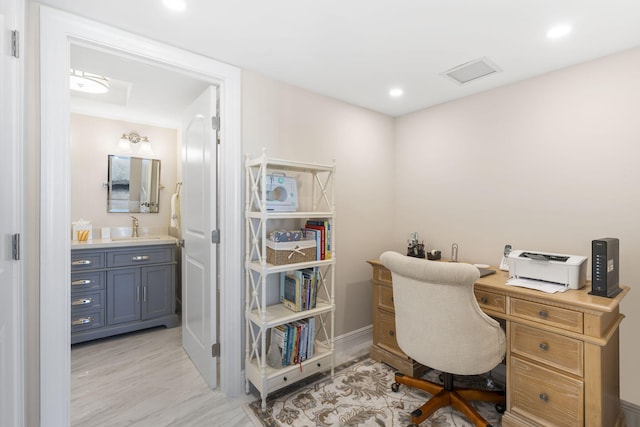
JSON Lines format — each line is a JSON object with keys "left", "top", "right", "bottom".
{"left": 181, "top": 86, "right": 219, "bottom": 388}
{"left": 0, "top": 12, "right": 23, "bottom": 426}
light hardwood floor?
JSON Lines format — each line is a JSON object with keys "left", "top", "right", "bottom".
{"left": 71, "top": 326, "right": 256, "bottom": 427}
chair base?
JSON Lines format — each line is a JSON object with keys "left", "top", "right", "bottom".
{"left": 392, "top": 371, "right": 505, "bottom": 427}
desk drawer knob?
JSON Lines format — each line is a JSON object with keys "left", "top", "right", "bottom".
{"left": 539, "top": 342, "right": 549, "bottom": 351}
{"left": 539, "top": 392, "right": 549, "bottom": 402}
{"left": 480, "top": 297, "right": 488, "bottom": 304}
{"left": 389, "top": 330, "right": 395, "bottom": 337}
{"left": 538, "top": 310, "right": 548, "bottom": 318}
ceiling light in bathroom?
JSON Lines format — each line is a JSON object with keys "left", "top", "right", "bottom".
{"left": 547, "top": 24, "right": 572, "bottom": 39}
{"left": 163, "top": 0, "right": 187, "bottom": 11}
{"left": 69, "top": 69, "right": 110, "bottom": 94}
{"left": 389, "top": 88, "right": 403, "bottom": 97}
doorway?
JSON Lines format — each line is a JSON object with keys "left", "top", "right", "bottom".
{"left": 39, "top": 7, "right": 242, "bottom": 425}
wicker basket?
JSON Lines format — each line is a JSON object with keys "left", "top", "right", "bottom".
{"left": 266, "top": 239, "right": 316, "bottom": 265}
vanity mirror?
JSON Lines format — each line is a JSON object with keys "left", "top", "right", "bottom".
{"left": 107, "top": 155, "right": 161, "bottom": 213}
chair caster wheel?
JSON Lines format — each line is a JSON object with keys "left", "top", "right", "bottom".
{"left": 495, "top": 402, "right": 506, "bottom": 414}
{"left": 391, "top": 382, "right": 400, "bottom": 392}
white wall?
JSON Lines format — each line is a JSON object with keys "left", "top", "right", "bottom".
{"left": 394, "top": 47, "right": 640, "bottom": 406}
{"left": 70, "top": 114, "right": 178, "bottom": 233}
{"left": 241, "top": 71, "right": 396, "bottom": 335}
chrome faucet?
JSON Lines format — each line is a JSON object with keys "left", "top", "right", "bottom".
{"left": 131, "top": 215, "right": 139, "bottom": 237}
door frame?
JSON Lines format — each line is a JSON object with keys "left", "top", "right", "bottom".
{"left": 39, "top": 6, "right": 242, "bottom": 425}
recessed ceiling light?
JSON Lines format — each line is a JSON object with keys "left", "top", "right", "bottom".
{"left": 163, "top": 0, "right": 186, "bottom": 11}
{"left": 389, "top": 88, "right": 403, "bottom": 97}
{"left": 547, "top": 24, "right": 572, "bottom": 39}
{"left": 69, "top": 69, "right": 110, "bottom": 94}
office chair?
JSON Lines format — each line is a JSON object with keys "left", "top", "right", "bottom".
{"left": 380, "top": 251, "right": 506, "bottom": 427}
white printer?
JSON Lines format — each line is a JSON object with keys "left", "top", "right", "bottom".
{"left": 508, "top": 250, "right": 587, "bottom": 289}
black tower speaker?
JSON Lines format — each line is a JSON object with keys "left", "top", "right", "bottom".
{"left": 590, "top": 238, "right": 621, "bottom": 298}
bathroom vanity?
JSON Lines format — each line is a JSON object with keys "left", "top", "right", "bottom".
{"left": 71, "top": 237, "right": 179, "bottom": 344}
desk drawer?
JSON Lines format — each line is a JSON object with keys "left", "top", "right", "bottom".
{"left": 475, "top": 290, "right": 505, "bottom": 313}
{"left": 511, "top": 356, "right": 583, "bottom": 427}
{"left": 374, "top": 265, "right": 392, "bottom": 285}
{"left": 378, "top": 285, "right": 395, "bottom": 312}
{"left": 511, "top": 323, "right": 583, "bottom": 376}
{"left": 377, "top": 309, "right": 403, "bottom": 356}
{"left": 511, "top": 298, "right": 583, "bottom": 333}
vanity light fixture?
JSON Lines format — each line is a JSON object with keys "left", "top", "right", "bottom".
{"left": 117, "top": 132, "right": 154, "bottom": 156}
{"left": 69, "top": 69, "right": 110, "bottom": 94}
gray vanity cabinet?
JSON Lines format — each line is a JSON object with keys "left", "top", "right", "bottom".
{"left": 71, "top": 243, "right": 179, "bottom": 344}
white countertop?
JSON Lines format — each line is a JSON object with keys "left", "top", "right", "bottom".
{"left": 71, "top": 235, "right": 178, "bottom": 250}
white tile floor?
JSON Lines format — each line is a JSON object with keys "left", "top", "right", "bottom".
{"left": 71, "top": 326, "right": 256, "bottom": 427}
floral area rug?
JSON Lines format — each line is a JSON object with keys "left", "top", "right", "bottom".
{"left": 247, "top": 358, "right": 503, "bottom": 426}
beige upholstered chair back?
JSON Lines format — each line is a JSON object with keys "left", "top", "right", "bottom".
{"left": 380, "top": 251, "right": 505, "bottom": 375}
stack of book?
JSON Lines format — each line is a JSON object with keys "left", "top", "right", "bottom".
{"left": 302, "top": 219, "right": 331, "bottom": 260}
{"left": 270, "top": 318, "right": 315, "bottom": 367}
{"left": 280, "top": 269, "right": 319, "bottom": 312}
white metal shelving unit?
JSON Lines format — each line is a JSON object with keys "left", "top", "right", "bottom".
{"left": 244, "top": 151, "right": 336, "bottom": 409}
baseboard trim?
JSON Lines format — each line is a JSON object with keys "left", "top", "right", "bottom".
{"left": 621, "top": 399, "right": 640, "bottom": 427}
{"left": 333, "top": 324, "right": 373, "bottom": 366}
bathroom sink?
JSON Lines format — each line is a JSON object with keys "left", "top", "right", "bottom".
{"left": 111, "top": 236, "right": 162, "bottom": 242}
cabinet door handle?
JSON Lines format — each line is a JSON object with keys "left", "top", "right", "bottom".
{"left": 132, "top": 255, "right": 150, "bottom": 261}
{"left": 143, "top": 286, "right": 148, "bottom": 303}
{"left": 72, "top": 317, "right": 93, "bottom": 326}
{"left": 137, "top": 286, "right": 140, "bottom": 303}
{"left": 72, "top": 298, "right": 93, "bottom": 306}
{"left": 72, "top": 259, "right": 92, "bottom": 265}
{"left": 71, "top": 279, "right": 92, "bottom": 286}
{"left": 539, "top": 342, "right": 549, "bottom": 351}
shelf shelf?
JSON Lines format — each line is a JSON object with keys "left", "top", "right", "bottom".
{"left": 245, "top": 156, "right": 334, "bottom": 173}
{"left": 245, "top": 211, "right": 334, "bottom": 220}
{"left": 245, "top": 152, "right": 335, "bottom": 410}
{"left": 246, "top": 300, "right": 333, "bottom": 328}
{"left": 246, "top": 258, "right": 334, "bottom": 274}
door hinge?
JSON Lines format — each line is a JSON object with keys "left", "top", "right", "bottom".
{"left": 211, "top": 116, "right": 220, "bottom": 144}
{"left": 211, "top": 342, "right": 220, "bottom": 357}
{"left": 11, "top": 30, "right": 20, "bottom": 58}
{"left": 211, "top": 229, "right": 220, "bottom": 244}
{"left": 12, "top": 234, "right": 20, "bottom": 260}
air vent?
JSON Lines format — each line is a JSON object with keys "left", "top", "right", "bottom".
{"left": 441, "top": 57, "right": 502, "bottom": 85}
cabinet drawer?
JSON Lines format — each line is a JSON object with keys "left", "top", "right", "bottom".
{"left": 71, "top": 251, "right": 105, "bottom": 271}
{"left": 71, "top": 309, "right": 105, "bottom": 333}
{"left": 107, "top": 247, "right": 174, "bottom": 267}
{"left": 374, "top": 266, "right": 392, "bottom": 285}
{"left": 378, "top": 285, "right": 395, "bottom": 312}
{"left": 511, "top": 298, "right": 583, "bottom": 333}
{"left": 511, "top": 356, "right": 583, "bottom": 427}
{"left": 267, "top": 353, "right": 332, "bottom": 391}
{"left": 71, "top": 271, "right": 105, "bottom": 292}
{"left": 71, "top": 290, "right": 105, "bottom": 313}
{"left": 511, "top": 323, "right": 583, "bottom": 376}
{"left": 475, "top": 290, "right": 505, "bottom": 313}
{"left": 377, "top": 309, "right": 404, "bottom": 355}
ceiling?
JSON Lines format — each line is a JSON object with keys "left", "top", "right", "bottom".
{"left": 45, "top": 0, "right": 640, "bottom": 124}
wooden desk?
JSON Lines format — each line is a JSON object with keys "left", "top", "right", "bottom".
{"left": 367, "top": 260, "right": 629, "bottom": 427}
